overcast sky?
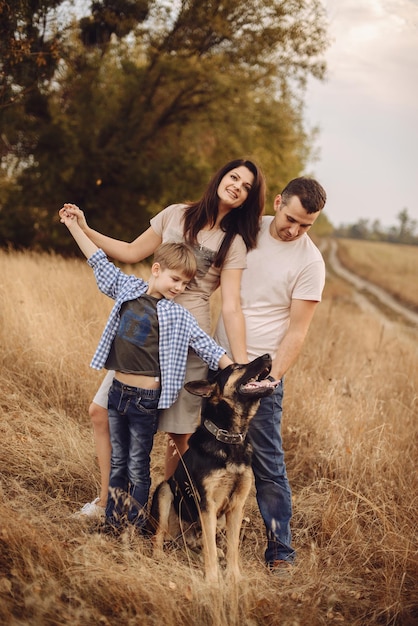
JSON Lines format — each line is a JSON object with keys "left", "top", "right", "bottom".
{"left": 304, "top": 0, "right": 418, "bottom": 228}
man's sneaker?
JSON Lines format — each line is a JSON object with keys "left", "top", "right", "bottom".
{"left": 268, "top": 559, "right": 294, "bottom": 577}
{"left": 73, "top": 497, "right": 105, "bottom": 519}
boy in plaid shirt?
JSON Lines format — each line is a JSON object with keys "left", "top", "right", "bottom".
{"left": 60, "top": 209, "right": 232, "bottom": 533}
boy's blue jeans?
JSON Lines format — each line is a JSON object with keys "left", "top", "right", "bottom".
{"left": 248, "top": 379, "right": 295, "bottom": 565}
{"left": 106, "top": 378, "right": 159, "bottom": 529}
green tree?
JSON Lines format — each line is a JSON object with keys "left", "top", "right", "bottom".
{"left": 369, "top": 219, "right": 385, "bottom": 241}
{"left": 0, "top": 0, "right": 62, "bottom": 109}
{"left": 396, "top": 208, "right": 416, "bottom": 244}
{"left": 0, "top": 0, "right": 152, "bottom": 248}
{"left": 310, "top": 211, "right": 333, "bottom": 238}
{"left": 348, "top": 219, "right": 370, "bottom": 240}
{"left": 1, "top": 0, "right": 329, "bottom": 251}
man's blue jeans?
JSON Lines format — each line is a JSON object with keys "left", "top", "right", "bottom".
{"left": 248, "top": 379, "right": 295, "bottom": 564}
{"left": 106, "top": 378, "right": 159, "bottom": 529}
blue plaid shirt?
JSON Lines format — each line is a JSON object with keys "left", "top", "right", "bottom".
{"left": 87, "top": 250, "right": 226, "bottom": 409}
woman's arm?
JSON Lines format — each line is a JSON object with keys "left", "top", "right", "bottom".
{"left": 219, "top": 267, "right": 248, "bottom": 363}
{"left": 59, "top": 204, "right": 162, "bottom": 264}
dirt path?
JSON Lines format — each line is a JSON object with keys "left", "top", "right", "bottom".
{"left": 325, "top": 239, "right": 418, "bottom": 328}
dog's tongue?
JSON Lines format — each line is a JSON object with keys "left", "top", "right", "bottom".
{"left": 241, "top": 379, "right": 279, "bottom": 390}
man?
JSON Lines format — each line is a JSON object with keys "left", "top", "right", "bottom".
{"left": 215, "top": 176, "right": 327, "bottom": 572}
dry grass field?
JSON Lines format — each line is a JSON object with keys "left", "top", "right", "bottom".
{"left": 0, "top": 245, "right": 417, "bottom": 625}
{"left": 336, "top": 239, "right": 418, "bottom": 311}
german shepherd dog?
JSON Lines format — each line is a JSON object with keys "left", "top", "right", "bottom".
{"left": 149, "top": 353, "right": 276, "bottom": 582}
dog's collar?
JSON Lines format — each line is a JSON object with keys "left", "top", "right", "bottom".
{"left": 203, "top": 419, "right": 244, "bottom": 445}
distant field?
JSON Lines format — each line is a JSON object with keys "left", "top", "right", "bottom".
{"left": 336, "top": 238, "right": 418, "bottom": 310}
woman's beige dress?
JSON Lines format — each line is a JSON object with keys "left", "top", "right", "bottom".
{"left": 150, "top": 203, "right": 246, "bottom": 434}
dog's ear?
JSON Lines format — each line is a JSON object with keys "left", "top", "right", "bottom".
{"left": 184, "top": 380, "right": 216, "bottom": 398}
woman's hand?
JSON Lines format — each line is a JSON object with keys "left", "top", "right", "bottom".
{"left": 59, "top": 204, "right": 89, "bottom": 232}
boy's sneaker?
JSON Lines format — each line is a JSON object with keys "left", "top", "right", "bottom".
{"left": 97, "top": 521, "right": 123, "bottom": 538}
{"left": 73, "top": 497, "right": 105, "bottom": 519}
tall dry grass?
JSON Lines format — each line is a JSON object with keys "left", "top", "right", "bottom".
{"left": 336, "top": 239, "right": 418, "bottom": 311}
{"left": 0, "top": 247, "right": 417, "bottom": 625}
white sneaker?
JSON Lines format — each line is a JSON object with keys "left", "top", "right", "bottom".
{"left": 74, "top": 497, "right": 105, "bottom": 519}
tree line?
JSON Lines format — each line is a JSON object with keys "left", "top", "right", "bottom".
{"left": 0, "top": 0, "right": 329, "bottom": 253}
{"left": 334, "top": 209, "right": 418, "bottom": 246}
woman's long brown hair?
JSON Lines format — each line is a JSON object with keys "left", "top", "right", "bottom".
{"left": 183, "top": 159, "right": 265, "bottom": 268}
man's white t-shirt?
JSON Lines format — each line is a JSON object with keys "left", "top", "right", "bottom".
{"left": 214, "top": 216, "right": 325, "bottom": 361}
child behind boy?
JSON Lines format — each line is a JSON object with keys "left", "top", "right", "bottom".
{"left": 60, "top": 210, "right": 233, "bottom": 533}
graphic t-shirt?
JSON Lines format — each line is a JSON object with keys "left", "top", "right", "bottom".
{"left": 105, "top": 294, "right": 160, "bottom": 376}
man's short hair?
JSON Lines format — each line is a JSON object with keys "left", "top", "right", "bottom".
{"left": 281, "top": 177, "right": 327, "bottom": 214}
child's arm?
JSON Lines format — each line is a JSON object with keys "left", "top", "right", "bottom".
{"left": 60, "top": 206, "right": 142, "bottom": 302}
{"left": 184, "top": 312, "right": 234, "bottom": 370}
{"left": 60, "top": 210, "right": 98, "bottom": 259}
{"left": 219, "top": 354, "right": 233, "bottom": 369}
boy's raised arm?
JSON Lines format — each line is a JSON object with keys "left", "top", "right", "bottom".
{"left": 60, "top": 207, "right": 99, "bottom": 260}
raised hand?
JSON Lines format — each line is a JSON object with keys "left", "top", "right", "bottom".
{"left": 59, "top": 204, "right": 89, "bottom": 231}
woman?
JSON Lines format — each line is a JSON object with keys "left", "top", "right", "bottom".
{"left": 62, "top": 158, "right": 265, "bottom": 517}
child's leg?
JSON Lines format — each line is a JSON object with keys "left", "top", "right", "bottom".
{"left": 164, "top": 432, "right": 192, "bottom": 479}
{"left": 89, "top": 402, "right": 111, "bottom": 507}
{"left": 106, "top": 381, "right": 131, "bottom": 528}
{"left": 126, "top": 387, "right": 160, "bottom": 527}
